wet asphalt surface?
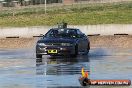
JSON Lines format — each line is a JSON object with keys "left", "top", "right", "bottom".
{"left": 0, "top": 47, "right": 132, "bottom": 88}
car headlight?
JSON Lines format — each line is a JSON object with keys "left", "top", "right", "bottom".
{"left": 61, "top": 43, "right": 73, "bottom": 46}
{"left": 37, "top": 43, "right": 46, "bottom": 46}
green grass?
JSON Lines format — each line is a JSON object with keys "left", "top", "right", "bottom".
{"left": 0, "top": 1, "right": 132, "bottom": 27}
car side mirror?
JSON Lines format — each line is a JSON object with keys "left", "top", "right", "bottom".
{"left": 39, "top": 34, "right": 44, "bottom": 37}
{"left": 42, "top": 35, "right": 46, "bottom": 39}
{"left": 80, "top": 34, "right": 85, "bottom": 38}
{"left": 39, "top": 34, "right": 45, "bottom": 39}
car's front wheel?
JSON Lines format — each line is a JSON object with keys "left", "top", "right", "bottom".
{"left": 36, "top": 54, "right": 42, "bottom": 58}
{"left": 87, "top": 43, "right": 90, "bottom": 53}
{"left": 71, "top": 45, "right": 78, "bottom": 57}
{"left": 83, "top": 43, "right": 90, "bottom": 55}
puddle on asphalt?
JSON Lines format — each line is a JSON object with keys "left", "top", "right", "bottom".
{"left": 0, "top": 48, "right": 131, "bottom": 88}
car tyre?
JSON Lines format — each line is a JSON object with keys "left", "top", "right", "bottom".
{"left": 36, "top": 54, "right": 42, "bottom": 58}
{"left": 71, "top": 45, "right": 78, "bottom": 57}
{"left": 86, "top": 46, "right": 90, "bottom": 54}
{"left": 75, "top": 45, "right": 78, "bottom": 55}
{"left": 87, "top": 43, "right": 90, "bottom": 53}
{"left": 83, "top": 43, "right": 90, "bottom": 55}
{"left": 85, "top": 49, "right": 89, "bottom": 55}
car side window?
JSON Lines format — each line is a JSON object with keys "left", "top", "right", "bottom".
{"left": 76, "top": 29, "right": 85, "bottom": 38}
{"left": 77, "top": 29, "right": 83, "bottom": 35}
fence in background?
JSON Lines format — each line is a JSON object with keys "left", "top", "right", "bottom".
{"left": 0, "top": 24, "right": 132, "bottom": 38}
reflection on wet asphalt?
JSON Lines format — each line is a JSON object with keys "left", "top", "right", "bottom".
{"left": 36, "top": 55, "right": 90, "bottom": 75}
{"left": 0, "top": 47, "right": 132, "bottom": 88}
{"left": 35, "top": 55, "right": 90, "bottom": 88}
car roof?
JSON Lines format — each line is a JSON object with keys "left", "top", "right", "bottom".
{"left": 50, "top": 28, "right": 79, "bottom": 30}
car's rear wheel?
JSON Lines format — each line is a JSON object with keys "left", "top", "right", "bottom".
{"left": 36, "top": 54, "right": 42, "bottom": 58}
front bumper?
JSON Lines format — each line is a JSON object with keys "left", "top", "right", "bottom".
{"left": 36, "top": 45, "right": 75, "bottom": 55}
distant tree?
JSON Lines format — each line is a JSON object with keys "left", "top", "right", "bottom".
{"left": 19, "top": 0, "right": 24, "bottom": 6}
{"left": 47, "top": 0, "right": 62, "bottom": 3}
{"left": 31, "top": 0, "right": 35, "bottom": 5}
{"left": 5, "top": 0, "right": 11, "bottom": 2}
{"left": 30, "top": 0, "right": 62, "bottom": 5}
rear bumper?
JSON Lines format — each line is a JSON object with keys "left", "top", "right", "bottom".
{"left": 36, "top": 46, "right": 75, "bottom": 55}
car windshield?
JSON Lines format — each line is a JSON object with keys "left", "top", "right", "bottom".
{"left": 45, "top": 29, "right": 78, "bottom": 38}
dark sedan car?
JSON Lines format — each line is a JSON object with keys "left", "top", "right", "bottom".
{"left": 36, "top": 28, "right": 90, "bottom": 58}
